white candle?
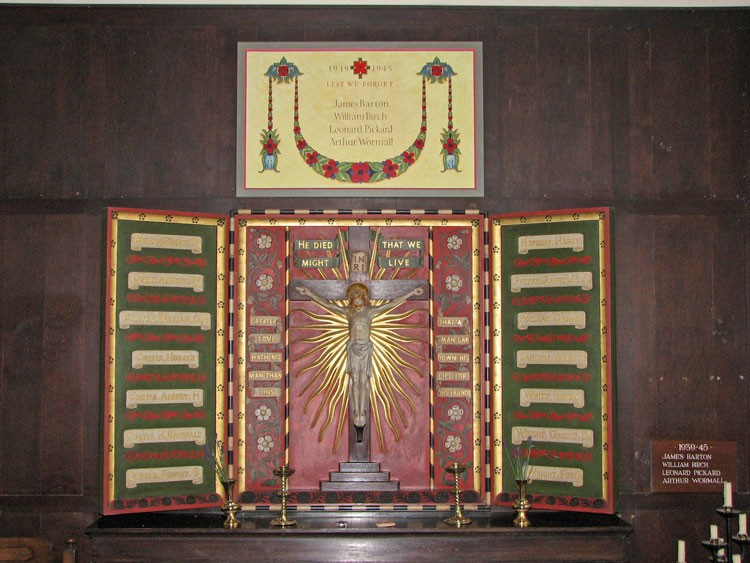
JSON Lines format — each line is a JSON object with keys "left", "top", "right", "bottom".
{"left": 710, "top": 524, "right": 718, "bottom": 540}
{"left": 732, "top": 554, "right": 741, "bottom": 563}
{"left": 724, "top": 481, "right": 733, "bottom": 507}
{"left": 677, "top": 539, "right": 686, "bottom": 562}
{"left": 740, "top": 513, "right": 747, "bottom": 535}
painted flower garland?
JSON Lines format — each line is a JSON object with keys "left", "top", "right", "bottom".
{"left": 260, "top": 56, "right": 460, "bottom": 183}
{"left": 259, "top": 57, "right": 301, "bottom": 173}
{"left": 418, "top": 58, "right": 461, "bottom": 173}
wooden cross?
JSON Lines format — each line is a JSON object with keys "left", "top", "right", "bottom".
{"left": 290, "top": 226, "right": 426, "bottom": 462}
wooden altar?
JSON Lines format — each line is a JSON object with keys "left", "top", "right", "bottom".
{"left": 86, "top": 510, "right": 632, "bottom": 562}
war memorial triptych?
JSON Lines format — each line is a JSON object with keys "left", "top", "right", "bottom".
{"left": 102, "top": 208, "right": 614, "bottom": 515}
{"left": 101, "top": 40, "right": 612, "bottom": 517}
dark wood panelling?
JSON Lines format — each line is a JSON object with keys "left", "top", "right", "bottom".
{"left": 537, "top": 28, "right": 594, "bottom": 198}
{"left": 708, "top": 28, "right": 750, "bottom": 199}
{"left": 746, "top": 204, "right": 750, "bottom": 514}
{"left": 82, "top": 211, "right": 104, "bottom": 504}
{"left": 627, "top": 510, "right": 659, "bottom": 563}
{"left": 1, "top": 215, "right": 46, "bottom": 494}
{"left": 712, "top": 215, "right": 749, "bottom": 485}
{"left": 626, "top": 28, "right": 656, "bottom": 199}
{"left": 41, "top": 512, "right": 91, "bottom": 563}
{"left": 653, "top": 217, "right": 717, "bottom": 433}
{"left": 608, "top": 28, "right": 632, "bottom": 199}
{"left": 650, "top": 29, "right": 711, "bottom": 197}
{"left": 498, "top": 27, "right": 542, "bottom": 198}
{"left": 589, "top": 29, "right": 616, "bottom": 198}
{"left": 0, "top": 6, "right": 747, "bottom": 563}
{"left": 103, "top": 26, "right": 222, "bottom": 198}
{"left": 0, "top": 513, "right": 40, "bottom": 537}
{"left": 0, "top": 25, "right": 106, "bottom": 199}
{"left": 0, "top": 210, "right": 3, "bottom": 446}
{"left": 39, "top": 215, "right": 87, "bottom": 494}
{"left": 3, "top": 6, "right": 745, "bottom": 30}
{"left": 615, "top": 214, "right": 658, "bottom": 495}
{"left": 481, "top": 30, "right": 502, "bottom": 200}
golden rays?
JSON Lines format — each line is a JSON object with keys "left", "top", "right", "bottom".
{"left": 294, "top": 300, "right": 426, "bottom": 452}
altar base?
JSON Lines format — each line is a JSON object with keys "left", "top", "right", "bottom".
{"left": 320, "top": 461, "right": 399, "bottom": 492}
{"left": 86, "top": 511, "right": 632, "bottom": 562}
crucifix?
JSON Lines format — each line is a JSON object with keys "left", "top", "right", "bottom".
{"left": 290, "top": 226, "right": 426, "bottom": 477}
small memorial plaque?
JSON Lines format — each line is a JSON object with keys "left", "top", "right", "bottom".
{"left": 651, "top": 440, "right": 736, "bottom": 493}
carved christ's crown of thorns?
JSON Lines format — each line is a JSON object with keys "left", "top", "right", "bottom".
{"left": 346, "top": 283, "right": 369, "bottom": 300}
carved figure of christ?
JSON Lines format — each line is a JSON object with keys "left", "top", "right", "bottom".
{"left": 290, "top": 226, "right": 425, "bottom": 461}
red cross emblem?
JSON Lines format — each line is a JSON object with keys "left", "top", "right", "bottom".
{"left": 351, "top": 57, "right": 370, "bottom": 79}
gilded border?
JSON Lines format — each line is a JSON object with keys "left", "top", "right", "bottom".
{"left": 232, "top": 210, "right": 485, "bottom": 509}
{"left": 489, "top": 208, "right": 614, "bottom": 512}
{"left": 103, "top": 208, "right": 228, "bottom": 513}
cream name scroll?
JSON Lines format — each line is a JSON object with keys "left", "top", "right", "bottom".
{"left": 516, "top": 350, "right": 588, "bottom": 369}
{"left": 125, "top": 389, "right": 204, "bottom": 409}
{"left": 128, "top": 272, "right": 204, "bottom": 292}
{"left": 131, "top": 233, "right": 203, "bottom": 254}
{"left": 519, "top": 388, "right": 585, "bottom": 408}
{"left": 526, "top": 465, "right": 584, "bottom": 487}
{"left": 119, "top": 311, "right": 211, "bottom": 330}
{"left": 512, "top": 425, "right": 594, "bottom": 448}
{"left": 517, "top": 311, "right": 586, "bottom": 330}
{"left": 131, "top": 350, "right": 200, "bottom": 369}
{"left": 517, "top": 233, "right": 584, "bottom": 254}
{"left": 125, "top": 466, "right": 203, "bottom": 489}
{"left": 510, "top": 272, "right": 592, "bottom": 293}
{"left": 123, "top": 427, "right": 206, "bottom": 448}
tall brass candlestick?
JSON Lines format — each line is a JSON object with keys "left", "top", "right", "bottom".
{"left": 444, "top": 462, "right": 472, "bottom": 527}
{"left": 270, "top": 465, "right": 296, "bottom": 527}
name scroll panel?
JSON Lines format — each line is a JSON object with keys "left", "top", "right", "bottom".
{"left": 102, "top": 208, "right": 229, "bottom": 515}
{"left": 490, "top": 209, "right": 615, "bottom": 513}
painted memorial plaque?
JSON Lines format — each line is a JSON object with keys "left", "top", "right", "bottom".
{"left": 490, "top": 209, "right": 615, "bottom": 513}
{"left": 102, "top": 209, "right": 229, "bottom": 515}
{"left": 237, "top": 42, "right": 483, "bottom": 197}
{"left": 232, "top": 211, "right": 486, "bottom": 508}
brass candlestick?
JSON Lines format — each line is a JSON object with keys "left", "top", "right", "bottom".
{"left": 513, "top": 478, "right": 531, "bottom": 528}
{"left": 444, "top": 462, "right": 472, "bottom": 527}
{"left": 270, "top": 465, "right": 296, "bottom": 527}
{"left": 220, "top": 478, "right": 240, "bottom": 528}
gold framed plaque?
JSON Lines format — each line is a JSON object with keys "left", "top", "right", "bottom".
{"left": 237, "top": 42, "right": 483, "bottom": 197}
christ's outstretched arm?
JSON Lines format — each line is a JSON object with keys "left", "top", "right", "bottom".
{"left": 296, "top": 286, "right": 347, "bottom": 315}
{"left": 370, "top": 286, "right": 424, "bottom": 316}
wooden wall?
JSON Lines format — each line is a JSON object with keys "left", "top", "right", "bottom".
{"left": 0, "top": 6, "right": 747, "bottom": 561}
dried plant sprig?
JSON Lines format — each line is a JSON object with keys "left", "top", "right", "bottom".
{"left": 203, "top": 437, "right": 229, "bottom": 482}
{"left": 503, "top": 435, "right": 534, "bottom": 481}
